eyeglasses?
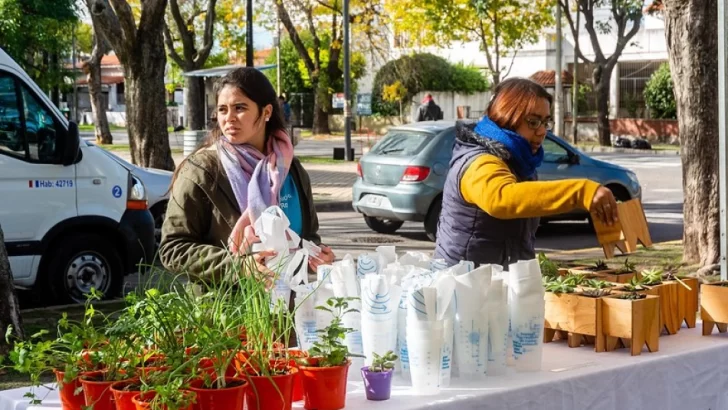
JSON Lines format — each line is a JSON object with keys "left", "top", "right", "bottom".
{"left": 524, "top": 117, "right": 554, "bottom": 131}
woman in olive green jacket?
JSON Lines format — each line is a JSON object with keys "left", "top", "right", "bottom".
{"left": 159, "top": 68, "right": 335, "bottom": 283}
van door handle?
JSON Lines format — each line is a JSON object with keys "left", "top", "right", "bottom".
{"left": 92, "top": 179, "right": 102, "bottom": 185}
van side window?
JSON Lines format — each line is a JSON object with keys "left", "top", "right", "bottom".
{"left": 0, "top": 73, "right": 61, "bottom": 163}
{"left": 21, "top": 87, "right": 59, "bottom": 162}
{"left": 0, "top": 76, "right": 24, "bottom": 158}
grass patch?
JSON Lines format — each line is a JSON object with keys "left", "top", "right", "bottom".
{"left": 98, "top": 144, "right": 183, "bottom": 155}
{"left": 563, "top": 241, "right": 698, "bottom": 275}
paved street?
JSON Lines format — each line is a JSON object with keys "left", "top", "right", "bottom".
{"left": 317, "top": 152, "right": 684, "bottom": 260}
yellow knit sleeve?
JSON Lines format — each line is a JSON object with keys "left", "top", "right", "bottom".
{"left": 460, "top": 154, "right": 601, "bottom": 220}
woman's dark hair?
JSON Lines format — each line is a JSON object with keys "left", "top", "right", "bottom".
{"left": 486, "top": 77, "right": 553, "bottom": 131}
{"left": 169, "top": 68, "right": 287, "bottom": 190}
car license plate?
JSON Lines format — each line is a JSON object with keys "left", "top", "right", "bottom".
{"left": 365, "top": 195, "right": 383, "bottom": 207}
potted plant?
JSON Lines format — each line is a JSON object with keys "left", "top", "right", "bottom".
{"left": 597, "top": 259, "right": 639, "bottom": 283}
{"left": 130, "top": 381, "right": 196, "bottom": 410}
{"left": 3, "top": 291, "right": 107, "bottom": 410}
{"left": 661, "top": 264, "right": 699, "bottom": 329}
{"left": 543, "top": 276, "right": 604, "bottom": 351}
{"left": 360, "top": 350, "right": 397, "bottom": 401}
{"left": 298, "top": 297, "right": 362, "bottom": 410}
{"left": 601, "top": 292, "right": 660, "bottom": 356}
{"left": 700, "top": 281, "right": 728, "bottom": 336}
{"left": 569, "top": 259, "right": 614, "bottom": 277}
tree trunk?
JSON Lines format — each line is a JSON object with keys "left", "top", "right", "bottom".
{"left": 592, "top": 64, "right": 613, "bottom": 146}
{"left": 88, "top": 58, "right": 113, "bottom": 144}
{"left": 125, "top": 41, "right": 175, "bottom": 170}
{"left": 312, "top": 87, "right": 330, "bottom": 135}
{"left": 0, "top": 225, "right": 24, "bottom": 355}
{"left": 664, "top": 0, "right": 720, "bottom": 267}
{"left": 185, "top": 76, "right": 206, "bottom": 131}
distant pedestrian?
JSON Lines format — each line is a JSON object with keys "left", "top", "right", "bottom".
{"left": 279, "top": 95, "right": 292, "bottom": 124}
{"left": 416, "top": 93, "right": 443, "bottom": 122}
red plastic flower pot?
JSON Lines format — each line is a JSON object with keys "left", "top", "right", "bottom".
{"left": 111, "top": 379, "right": 143, "bottom": 410}
{"left": 299, "top": 359, "right": 351, "bottom": 410}
{"left": 285, "top": 349, "right": 309, "bottom": 402}
{"left": 53, "top": 369, "right": 86, "bottom": 410}
{"left": 244, "top": 368, "right": 297, "bottom": 410}
{"left": 188, "top": 377, "right": 247, "bottom": 410}
{"left": 131, "top": 391, "right": 195, "bottom": 410}
{"left": 79, "top": 371, "right": 116, "bottom": 410}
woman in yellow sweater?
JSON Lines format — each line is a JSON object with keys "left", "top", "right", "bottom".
{"left": 434, "top": 77, "right": 618, "bottom": 268}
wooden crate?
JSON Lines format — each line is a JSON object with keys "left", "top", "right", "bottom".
{"left": 543, "top": 292, "right": 605, "bottom": 352}
{"left": 675, "top": 277, "right": 699, "bottom": 329}
{"left": 601, "top": 294, "right": 660, "bottom": 356}
{"left": 594, "top": 271, "right": 640, "bottom": 284}
{"left": 701, "top": 282, "right": 728, "bottom": 335}
{"left": 591, "top": 198, "right": 653, "bottom": 259}
{"left": 642, "top": 282, "right": 681, "bottom": 335}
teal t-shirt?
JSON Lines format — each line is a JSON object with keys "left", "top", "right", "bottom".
{"left": 279, "top": 173, "right": 303, "bottom": 236}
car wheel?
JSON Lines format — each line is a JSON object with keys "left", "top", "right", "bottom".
{"left": 43, "top": 234, "right": 123, "bottom": 304}
{"left": 364, "top": 216, "right": 404, "bottom": 234}
{"left": 424, "top": 197, "right": 442, "bottom": 242}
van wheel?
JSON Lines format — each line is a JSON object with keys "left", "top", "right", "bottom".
{"left": 364, "top": 216, "right": 404, "bottom": 234}
{"left": 44, "top": 234, "right": 123, "bottom": 304}
{"left": 424, "top": 197, "right": 442, "bottom": 242}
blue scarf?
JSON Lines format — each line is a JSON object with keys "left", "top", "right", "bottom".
{"left": 473, "top": 116, "right": 544, "bottom": 179}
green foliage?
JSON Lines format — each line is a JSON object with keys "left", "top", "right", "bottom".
{"left": 640, "top": 268, "right": 664, "bottom": 286}
{"left": 0, "top": 0, "right": 78, "bottom": 91}
{"left": 585, "top": 279, "right": 612, "bottom": 290}
{"left": 307, "top": 297, "right": 363, "bottom": 368}
{"left": 372, "top": 53, "right": 489, "bottom": 115}
{"left": 644, "top": 62, "right": 676, "bottom": 119}
{"left": 265, "top": 37, "right": 312, "bottom": 95}
{"left": 580, "top": 288, "right": 612, "bottom": 298}
{"left": 615, "top": 259, "right": 637, "bottom": 275}
{"left": 544, "top": 276, "right": 576, "bottom": 294}
{"left": 622, "top": 275, "right": 648, "bottom": 292}
{"left": 368, "top": 350, "right": 398, "bottom": 373}
{"left": 538, "top": 252, "right": 560, "bottom": 279}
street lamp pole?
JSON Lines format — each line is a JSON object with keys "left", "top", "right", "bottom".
{"left": 343, "top": 0, "right": 353, "bottom": 161}
{"left": 246, "top": 0, "right": 254, "bottom": 67}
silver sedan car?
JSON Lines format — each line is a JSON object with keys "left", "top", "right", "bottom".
{"left": 352, "top": 121, "right": 642, "bottom": 241}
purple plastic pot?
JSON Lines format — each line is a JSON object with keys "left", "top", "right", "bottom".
{"left": 361, "top": 366, "right": 393, "bottom": 401}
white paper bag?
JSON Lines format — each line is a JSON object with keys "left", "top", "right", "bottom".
{"left": 508, "top": 259, "right": 545, "bottom": 372}
{"left": 361, "top": 274, "right": 402, "bottom": 366}
{"left": 487, "top": 277, "right": 508, "bottom": 376}
{"left": 452, "top": 264, "right": 491, "bottom": 378}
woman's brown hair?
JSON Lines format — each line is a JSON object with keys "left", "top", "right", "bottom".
{"left": 486, "top": 77, "right": 553, "bottom": 131}
{"left": 168, "top": 68, "right": 287, "bottom": 191}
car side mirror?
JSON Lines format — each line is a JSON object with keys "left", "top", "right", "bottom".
{"left": 61, "top": 121, "right": 80, "bottom": 166}
{"left": 568, "top": 152, "right": 580, "bottom": 165}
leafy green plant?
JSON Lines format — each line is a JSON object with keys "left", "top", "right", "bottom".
{"left": 544, "top": 277, "right": 576, "bottom": 294}
{"left": 622, "top": 276, "right": 648, "bottom": 292}
{"left": 368, "top": 350, "right": 398, "bottom": 373}
{"left": 538, "top": 252, "right": 559, "bottom": 279}
{"left": 615, "top": 259, "right": 637, "bottom": 275}
{"left": 306, "top": 297, "right": 364, "bottom": 368}
{"left": 644, "top": 62, "right": 676, "bottom": 119}
{"left": 585, "top": 279, "right": 612, "bottom": 290}
{"left": 563, "top": 273, "right": 588, "bottom": 286}
{"left": 617, "top": 292, "right": 646, "bottom": 300}
{"left": 580, "top": 288, "right": 612, "bottom": 298}
{"left": 641, "top": 268, "right": 664, "bottom": 286}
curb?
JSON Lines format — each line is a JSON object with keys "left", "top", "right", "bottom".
{"left": 314, "top": 200, "right": 353, "bottom": 213}
{"left": 576, "top": 146, "right": 680, "bottom": 156}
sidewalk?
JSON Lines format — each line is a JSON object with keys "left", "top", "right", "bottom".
{"left": 110, "top": 150, "right": 357, "bottom": 212}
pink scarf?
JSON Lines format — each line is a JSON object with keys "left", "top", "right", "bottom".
{"left": 218, "top": 130, "right": 294, "bottom": 254}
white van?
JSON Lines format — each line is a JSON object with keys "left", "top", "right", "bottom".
{"left": 0, "top": 48, "right": 155, "bottom": 304}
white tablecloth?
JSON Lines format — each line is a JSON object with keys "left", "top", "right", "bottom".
{"left": 3, "top": 326, "right": 728, "bottom": 410}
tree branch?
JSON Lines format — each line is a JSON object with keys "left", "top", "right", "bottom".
{"left": 609, "top": 13, "right": 641, "bottom": 67}
{"left": 87, "top": 0, "right": 128, "bottom": 61}
{"left": 276, "top": 0, "right": 316, "bottom": 76}
{"left": 164, "top": 23, "right": 187, "bottom": 69}
{"left": 314, "top": 0, "right": 340, "bottom": 13}
{"left": 138, "top": 0, "right": 167, "bottom": 46}
{"left": 196, "top": 0, "right": 218, "bottom": 66}
{"left": 580, "top": 0, "right": 606, "bottom": 63}
{"left": 168, "top": 0, "right": 195, "bottom": 62}
{"left": 560, "top": 0, "right": 593, "bottom": 64}
{"left": 107, "top": 0, "right": 137, "bottom": 47}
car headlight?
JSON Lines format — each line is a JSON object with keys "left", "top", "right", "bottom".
{"left": 128, "top": 173, "right": 148, "bottom": 210}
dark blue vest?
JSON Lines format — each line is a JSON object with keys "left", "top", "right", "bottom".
{"left": 434, "top": 121, "right": 539, "bottom": 269}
